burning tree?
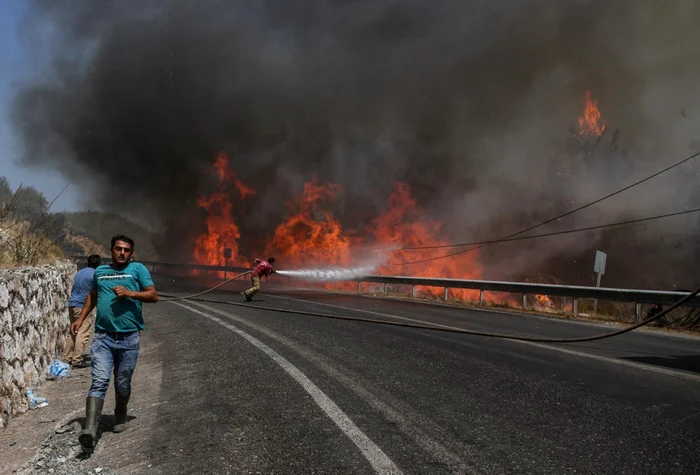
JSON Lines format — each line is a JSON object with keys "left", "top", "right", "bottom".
{"left": 566, "top": 91, "right": 619, "bottom": 156}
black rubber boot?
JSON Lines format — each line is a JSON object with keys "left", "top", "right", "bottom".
{"left": 113, "top": 393, "right": 130, "bottom": 433}
{"left": 79, "top": 396, "right": 104, "bottom": 452}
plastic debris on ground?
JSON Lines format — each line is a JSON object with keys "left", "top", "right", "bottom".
{"left": 48, "top": 359, "right": 71, "bottom": 379}
{"left": 26, "top": 389, "right": 49, "bottom": 409}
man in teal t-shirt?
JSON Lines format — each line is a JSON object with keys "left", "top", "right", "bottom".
{"left": 92, "top": 260, "right": 154, "bottom": 333}
{"left": 70, "top": 234, "right": 158, "bottom": 452}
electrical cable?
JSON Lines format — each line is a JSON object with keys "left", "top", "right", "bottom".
{"left": 158, "top": 153, "right": 700, "bottom": 339}
{"left": 160, "top": 284, "right": 700, "bottom": 343}
{"left": 393, "top": 207, "right": 700, "bottom": 250}
{"left": 386, "top": 150, "right": 700, "bottom": 265}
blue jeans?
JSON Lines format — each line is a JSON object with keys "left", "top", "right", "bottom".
{"left": 88, "top": 331, "right": 140, "bottom": 399}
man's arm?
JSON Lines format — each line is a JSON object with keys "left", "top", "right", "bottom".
{"left": 113, "top": 285, "right": 158, "bottom": 303}
{"left": 71, "top": 289, "right": 97, "bottom": 335}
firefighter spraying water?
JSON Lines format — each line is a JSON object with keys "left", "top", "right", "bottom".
{"left": 241, "top": 257, "right": 276, "bottom": 302}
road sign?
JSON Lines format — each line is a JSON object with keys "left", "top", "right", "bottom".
{"left": 594, "top": 250, "right": 607, "bottom": 275}
{"left": 223, "top": 248, "right": 233, "bottom": 259}
{"left": 592, "top": 250, "right": 607, "bottom": 313}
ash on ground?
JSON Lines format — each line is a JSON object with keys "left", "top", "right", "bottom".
{"left": 20, "top": 420, "right": 117, "bottom": 475}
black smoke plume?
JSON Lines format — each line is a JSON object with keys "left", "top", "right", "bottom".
{"left": 12, "top": 0, "right": 700, "bottom": 287}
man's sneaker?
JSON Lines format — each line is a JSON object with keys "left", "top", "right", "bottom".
{"left": 241, "top": 292, "right": 252, "bottom": 302}
{"left": 72, "top": 360, "right": 91, "bottom": 369}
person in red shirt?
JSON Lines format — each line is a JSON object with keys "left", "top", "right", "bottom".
{"left": 242, "top": 257, "right": 276, "bottom": 301}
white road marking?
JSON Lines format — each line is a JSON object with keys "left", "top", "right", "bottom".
{"left": 190, "top": 300, "right": 479, "bottom": 475}
{"left": 265, "top": 294, "right": 700, "bottom": 384}
{"left": 170, "top": 300, "right": 403, "bottom": 475}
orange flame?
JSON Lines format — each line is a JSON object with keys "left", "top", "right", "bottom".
{"left": 264, "top": 181, "right": 482, "bottom": 298}
{"left": 578, "top": 91, "right": 606, "bottom": 136}
{"left": 372, "top": 184, "right": 482, "bottom": 299}
{"left": 212, "top": 152, "right": 256, "bottom": 198}
{"left": 193, "top": 152, "right": 253, "bottom": 267}
{"left": 193, "top": 156, "right": 485, "bottom": 300}
{"left": 268, "top": 177, "right": 358, "bottom": 267}
{"left": 534, "top": 294, "right": 555, "bottom": 309}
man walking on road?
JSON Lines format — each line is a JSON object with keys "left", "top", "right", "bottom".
{"left": 70, "top": 235, "right": 158, "bottom": 452}
{"left": 241, "top": 257, "right": 275, "bottom": 301}
{"left": 65, "top": 254, "right": 101, "bottom": 368}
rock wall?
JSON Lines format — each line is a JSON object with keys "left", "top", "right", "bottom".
{"left": 0, "top": 262, "right": 75, "bottom": 429}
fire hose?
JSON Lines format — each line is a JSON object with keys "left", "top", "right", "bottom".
{"left": 158, "top": 270, "right": 254, "bottom": 301}
{"left": 159, "top": 272, "right": 700, "bottom": 344}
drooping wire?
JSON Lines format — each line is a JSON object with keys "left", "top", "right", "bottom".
{"left": 175, "top": 283, "right": 700, "bottom": 344}
{"left": 392, "top": 207, "right": 700, "bottom": 251}
{"left": 385, "top": 150, "right": 700, "bottom": 266}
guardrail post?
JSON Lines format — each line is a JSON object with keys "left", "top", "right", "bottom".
{"left": 383, "top": 283, "right": 387, "bottom": 294}
{"left": 444, "top": 287, "right": 449, "bottom": 301}
{"left": 479, "top": 290, "right": 484, "bottom": 305}
{"left": 573, "top": 298, "right": 578, "bottom": 315}
{"left": 635, "top": 303, "right": 642, "bottom": 322}
{"left": 333, "top": 280, "right": 337, "bottom": 291}
{"left": 358, "top": 281, "right": 362, "bottom": 293}
{"left": 522, "top": 293, "right": 527, "bottom": 309}
{"left": 411, "top": 285, "right": 417, "bottom": 297}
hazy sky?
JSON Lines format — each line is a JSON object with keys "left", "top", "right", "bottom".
{"left": 0, "top": 0, "right": 80, "bottom": 211}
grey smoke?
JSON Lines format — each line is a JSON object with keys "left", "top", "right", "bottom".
{"left": 11, "top": 0, "right": 700, "bottom": 288}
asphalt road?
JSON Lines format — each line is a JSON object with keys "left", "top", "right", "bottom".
{"left": 91, "top": 279, "right": 700, "bottom": 474}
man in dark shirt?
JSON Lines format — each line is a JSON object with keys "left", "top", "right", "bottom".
{"left": 65, "top": 254, "right": 101, "bottom": 368}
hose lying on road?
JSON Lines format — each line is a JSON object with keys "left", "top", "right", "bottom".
{"left": 159, "top": 280, "right": 700, "bottom": 343}
{"left": 158, "top": 271, "right": 252, "bottom": 301}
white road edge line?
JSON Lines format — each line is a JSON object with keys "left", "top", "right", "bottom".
{"left": 264, "top": 294, "right": 700, "bottom": 384}
{"left": 169, "top": 300, "right": 403, "bottom": 475}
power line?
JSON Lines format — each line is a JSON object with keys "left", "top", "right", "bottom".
{"left": 391, "top": 207, "right": 700, "bottom": 251}
{"left": 386, "top": 149, "right": 700, "bottom": 266}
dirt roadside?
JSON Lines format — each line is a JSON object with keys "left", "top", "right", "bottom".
{"left": 0, "top": 328, "right": 164, "bottom": 475}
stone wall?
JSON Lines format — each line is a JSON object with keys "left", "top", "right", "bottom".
{"left": 0, "top": 262, "right": 75, "bottom": 429}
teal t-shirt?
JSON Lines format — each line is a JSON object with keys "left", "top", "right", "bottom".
{"left": 92, "top": 262, "right": 154, "bottom": 333}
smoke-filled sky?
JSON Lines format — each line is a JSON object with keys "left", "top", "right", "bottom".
{"left": 10, "top": 0, "right": 700, "bottom": 286}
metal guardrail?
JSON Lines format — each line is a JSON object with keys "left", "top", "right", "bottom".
{"left": 351, "top": 276, "right": 700, "bottom": 320}
{"left": 351, "top": 275, "right": 700, "bottom": 307}
{"left": 71, "top": 256, "right": 699, "bottom": 317}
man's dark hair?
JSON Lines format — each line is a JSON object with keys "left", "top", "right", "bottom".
{"left": 267, "top": 257, "right": 275, "bottom": 264}
{"left": 111, "top": 234, "right": 135, "bottom": 250}
{"left": 87, "top": 254, "right": 102, "bottom": 268}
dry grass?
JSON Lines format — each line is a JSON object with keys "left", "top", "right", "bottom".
{"left": 0, "top": 183, "right": 66, "bottom": 268}
{"left": 0, "top": 219, "right": 64, "bottom": 268}
{"left": 0, "top": 192, "right": 64, "bottom": 268}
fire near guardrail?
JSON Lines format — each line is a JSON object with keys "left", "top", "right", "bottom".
{"left": 72, "top": 256, "right": 700, "bottom": 321}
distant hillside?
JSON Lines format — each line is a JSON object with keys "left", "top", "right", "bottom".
{"left": 61, "top": 211, "right": 159, "bottom": 260}
{"left": 1, "top": 177, "right": 160, "bottom": 266}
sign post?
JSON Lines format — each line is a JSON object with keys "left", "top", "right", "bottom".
{"left": 223, "top": 247, "right": 233, "bottom": 279}
{"left": 593, "top": 250, "right": 607, "bottom": 313}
